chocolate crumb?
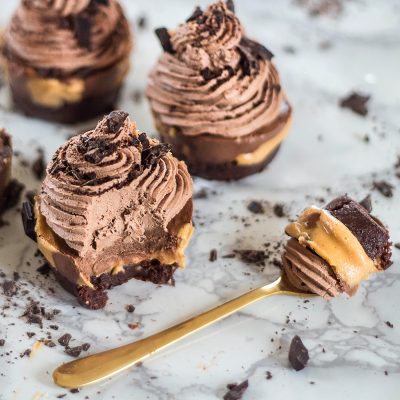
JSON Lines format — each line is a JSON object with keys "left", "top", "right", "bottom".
{"left": 386, "top": 321, "right": 394, "bottom": 328}
{"left": 137, "top": 15, "right": 147, "bottom": 29}
{"left": 194, "top": 188, "right": 208, "bottom": 199}
{"left": 223, "top": 380, "right": 249, "bottom": 400}
{"left": 3, "top": 179, "right": 24, "bottom": 210}
{"left": 247, "top": 201, "right": 264, "bottom": 214}
{"left": 236, "top": 250, "right": 266, "bottom": 266}
{"left": 266, "top": 371, "right": 273, "bottom": 380}
{"left": 209, "top": 249, "right": 218, "bottom": 262}
{"left": 37, "top": 262, "right": 51, "bottom": 276}
{"left": 125, "top": 304, "right": 135, "bottom": 313}
{"left": 70, "top": 388, "right": 80, "bottom": 394}
{"left": 65, "top": 346, "right": 84, "bottom": 358}
{"left": 128, "top": 323, "right": 140, "bottom": 330}
{"left": 340, "top": 92, "right": 370, "bottom": 116}
{"left": 0, "top": 339, "right": 5, "bottom": 346}
{"left": 32, "top": 149, "right": 45, "bottom": 180}
{"left": 43, "top": 340, "right": 56, "bottom": 348}
{"left": 359, "top": 194, "right": 372, "bottom": 213}
{"left": 384, "top": 371, "right": 388, "bottom": 376}
{"left": 2, "top": 280, "right": 18, "bottom": 297}
{"left": 20, "top": 349, "right": 31, "bottom": 358}
{"left": 58, "top": 333, "right": 72, "bottom": 347}
{"left": 289, "top": 335, "right": 309, "bottom": 371}
{"left": 82, "top": 343, "right": 91, "bottom": 351}
{"left": 373, "top": 180, "right": 394, "bottom": 198}
{"left": 394, "top": 243, "right": 400, "bottom": 250}
{"left": 155, "top": 27, "right": 174, "bottom": 54}
{"left": 273, "top": 203, "right": 286, "bottom": 218}
{"left": 27, "top": 332, "right": 35, "bottom": 338}
{"left": 56, "top": 395, "right": 67, "bottom": 399}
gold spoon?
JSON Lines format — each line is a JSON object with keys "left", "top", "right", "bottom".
{"left": 53, "top": 274, "right": 314, "bottom": 388}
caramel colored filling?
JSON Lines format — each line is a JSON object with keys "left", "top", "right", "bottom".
{"left": 285, "top": 207, "right": 378, "bottom": 289}
{"left": 235, "top": 116, "right": 292, "bottom": 166}
{"left": 26, "top": 77, "right": 84, "bottom": 108}
{"left": 34, "top": 203, "right": 193, "bottom": 287}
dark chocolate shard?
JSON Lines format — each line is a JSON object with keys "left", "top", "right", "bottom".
{"left": 288, "top": 335, "right": 309, "bottom": 371}
{"left": 373, "top": 180, "right": 394, "bottom": 198}
{"left": 71, "top": 15, "right": 92, "bottom": 50}
{"left": 201, "top": 67, "right": 222, "bottom": 81}
{"left": 186, "top": 6, "right": 203, "bottom": 22}
{"left": 226, "top": 0, "right": 235, "bottom": 13}
{"left": 340, "top": 92, "right": 370, "bottom": 116}
{"left": 155, "top": 27, "right": 175, "bottom": 54}
{"left": 325, "top": 196, "right": 391, "bottom": 268}
{"left": 359, "top": 194, "right": 372, "bottom": 213}
{"left": 58, "top": 333, "right": 72, "bottom": 347}
{"left": 106, "top": 111, "right": 129, "bottom": 134}
{"left": 22, "top": 201, "right": 37, "bottom": 242}
{"left": 223, "top": 380, "right": 249, "bottom": 400}
{"left": 209, "top": 249, "right": 217, "bottom": 262}
{"left": 142, "top": 143, "right": 171, "bottom": 168}
{"left": 240, "top": 37, "right": 274, "bottom": 61}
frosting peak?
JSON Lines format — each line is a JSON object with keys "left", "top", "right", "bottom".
{"left": 39, "top": 112, "right": 192, "bottom": 258}
{"left": 172, "top": 1, "right": 243, "bottom": 71}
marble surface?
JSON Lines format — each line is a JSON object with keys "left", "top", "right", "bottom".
{"left": 1, "top": 0, "right": 400, "bottom": 399}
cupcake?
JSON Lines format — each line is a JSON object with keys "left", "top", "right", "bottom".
{"left": 22, "top": 111, "right": 193, "bottom": 309}
{"left": 2, "top": 0, "right": 132, "bottom": 123}
{"left": 146, "top": 0, "right": 292, "bottom": 180}
{"left": 282, "top": 196, "right": 392, "bottom": 299}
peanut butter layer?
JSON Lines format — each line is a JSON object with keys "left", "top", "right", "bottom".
{"left": 285, "top": 206, "right": 378, "bottom": 290}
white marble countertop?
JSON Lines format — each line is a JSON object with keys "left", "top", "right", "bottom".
{"left": 1, "top": 0, "right": 400, "bottom": 399}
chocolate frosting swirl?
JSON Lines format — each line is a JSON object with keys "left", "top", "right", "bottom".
{"left": 283, "top": 239, "right": 343, "bottom": 300}
{"left": 4, "top": 0, "right": 131, "bottom": 76}
{"left": 39, "top": 112, "right": 192, "bottom": 257}
{"left": 146, "top": 0, "right": 289, "bottom": 138}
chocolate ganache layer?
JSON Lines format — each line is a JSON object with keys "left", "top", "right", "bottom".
{"left": 146, "top": 1, "right": 291, "bottom": 180}
{"left": 3, "top": 0, "right": 131, "bottom": 78}
{"left": 282, "top": 196, "right": 392, "bottom": 299}
{"left": 36, "top": 111, "right": 193, "bottom": 290}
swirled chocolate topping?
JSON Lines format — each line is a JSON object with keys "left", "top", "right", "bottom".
{"left": 146, "top": 0, "right": 289, "bottom": 138}
{"left": 39, "top": 111, "right": 192, "bottom": 261}
{"left": 3, "top": 0, "right": 131, "bottom": 76}
{"left": 283, "top": 196, "right": 392, "bottom": 298}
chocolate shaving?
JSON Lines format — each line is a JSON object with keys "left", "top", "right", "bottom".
{"left": 288, "top": 335, "right": 309, "bottom": 371}
{"left": 359, "top": 194, "right": 372, "bottom": 213}
{"left": 71, "top": 15, "right": 92, "bottom": 50}
{"left": 373, "top": 180, "right": 394, "bottom": 198}
{"left": 340, "top": 92, "right": 370, "bottom": 116}
{"left": 186, "top": 6, "right": 203, "bottom": 22}
{"left": 226, "top": 0, "right": 235, "bottom": 13}
{"left": 21, "top": 201, "right": 37, "bottom": 242}
{"left": 106, "top": 111, "right": 129, "bottom": 134}
{"left": 223, "top": 380, "right": 249, "bottom": 400}
{"left": 155, "top": 28, "right": 175, "bottom": 54}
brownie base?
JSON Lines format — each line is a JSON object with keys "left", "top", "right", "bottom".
{"left": 54, "top": 260, "right": 178, "bottom": 310}
{"left": 176, "top": 145, "right": 280, "bottom": 181}
{"left": 11, "top": 87, "right": 121, "bottom": 124}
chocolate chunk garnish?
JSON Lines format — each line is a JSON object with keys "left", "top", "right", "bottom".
{"left": 142, "top": 143, "right": 171, "bottom": 168}
{"left": 106, "top": 111, "right": 129, "bottom": 134}
{"left": 58, "top": 333, "right": 72, "bottom": 347}
{"left": 340, "top": 92, "right": 370, "bottom": 116}
{"left": 22, "top": 201, "right": 37, "bottom": 242}
{"left": 126, "top": 304, "right": 135, "bottom": 313}
{"left": 247, "top": 201, "right": 264, "bottom": 214}
{"left": 2, "top": 280, "right": 17, "bottom": 297}
{"left": 223, "top": 380, "right": 249, "bottom": 400}
{"left": 226, "top": 0, "right": 235, "bottom": 13}
{"left": 71, "top": 15, "right": 92, "bottom": 50}
{"left": 65, "top": 345, "right": 84, "bottom": 358}
{"left": 201, "top": 67, "right": 221, "bottom": 81}
{"left": 359, "top": 194, "right": 372, "bottom": 213}
{"left": 288, "top": 335, "right": 309, "bottom": 371}
{"left": 186, "top": 6, "right": 203, "bottom": 22}
{"left": 373, "top": 180, "right": 394, "bottom": 198}
{"left": 209, "top": 249, "right": 217, "bottom": 262}
{"left": 137, "top": 15, "right": 147, "bottom": 29}
{"left": 70, "top": 388, "right": 80, "bottom": 394}
{"left": 27, "top": 332, "right": 35, "bottom": 338}
{"left": 155, "top": 27, "right": 175, "bottom": 54}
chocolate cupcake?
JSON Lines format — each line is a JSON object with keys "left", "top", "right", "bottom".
{"left": 0, "top": 129, "right": 13, "bottom": 211}
{"left": 146, "top": 0, "right": 292, "bottom": 180}
{"left": 282, "top": 196, "right": 392, "bottom": 299}
{"left": 2, "top": 0, "right": 132, "bottom": 123}
{"left": 22, "top": 111, "right": 193, "bottom": 309}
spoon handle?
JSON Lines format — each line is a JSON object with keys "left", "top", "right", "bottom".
{"left": 53, "top": 277, "right": 286, "bottom": 388}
